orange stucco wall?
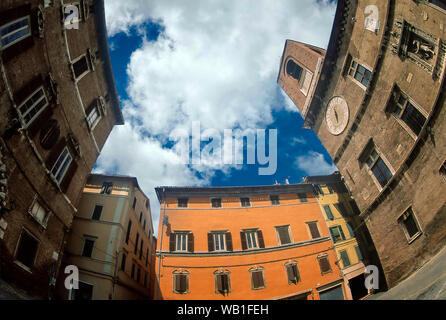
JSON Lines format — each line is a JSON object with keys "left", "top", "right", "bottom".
{"left": 155, "top": 192, "right": 345, "bottom": 300}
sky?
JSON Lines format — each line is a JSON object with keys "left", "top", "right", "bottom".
{"left": 97, "top": 0, "right": 338, "bottom": 234}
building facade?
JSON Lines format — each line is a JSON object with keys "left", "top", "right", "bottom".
{"left": 58, "top": 174, "right": 155, "bottom": 300}
{"left": 304, "top": 172, "right": 383, "bottom": 299}
{"left": 0, "top": 0, "right": 123, "bottom": 298}
{"left": 155, "top": 184, "right": 348, "bottom": 300}
{"left": 278, "top": 0, "right": 446, "bottom": 288}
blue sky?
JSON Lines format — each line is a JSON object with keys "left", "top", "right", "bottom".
{"left": 98, "top": 0, "right": 338, "bottom": 231}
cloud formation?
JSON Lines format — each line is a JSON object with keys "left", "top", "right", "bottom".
{"left": 101, "top": 1, "right": 337, "bottom": 232}
{"left": 294, "top": 151, "right": 338, "bottom": 176}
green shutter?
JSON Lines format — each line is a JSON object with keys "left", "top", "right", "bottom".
{"left": 324, "top": 205, "right": 334, "bottom": 220}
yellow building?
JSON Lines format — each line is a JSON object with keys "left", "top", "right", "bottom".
{"left": 58, "top": 174, "right": 155, "bottom": 300}
{"left": 304, "top": 172, "right": 371, "bottom": 300}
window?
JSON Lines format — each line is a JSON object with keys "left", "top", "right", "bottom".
{"left": 329, "top": 226, "right": 346, "bottom": 243}
{"left": 307, "top": 221, "right": 321, "bottom": 239}
{"left": 355, "top": 246, "right": 363, "bottom": 261}
{"left": 211, "top": 198, "right": 222, "bottom": 208}
{"left": 173, "top": 271, "right": 189, "bottom": 294}
{"left": 346, "top": 223, "right": 355, "bottom": 237}
{"left": 139, "top": 240, "right": 143, "bottom": 259}
{"left": 29, "top": 199, "right": 49, "bottom": 227}
{"left": 125, "top": 220, "right": 132, "bottom": 244}
{"left": 275, "top": 225, "right": 292, "bottom": 245}
{"left": 270, "top": 195, "right": 280, "bottom": 205}
{"left": 146, "top": 248, "right": 149, "bottom": 266}
{"left": 214, "top": 270, "right": 230, "bottom": 295}
{"left": 360, "top": 142, "right": 393, "bottom": 188}
{"left": 318, "top": 255, "right": 332, "bottom": 274}
{"left": 72, "top": 55, "right": 91, "bottom": 80}
{"left": 120, "top": 252, "right": 127, "bottom": 271}
{"left": 386, "top": 89, "right": 427, "bottom": 136}
{"left": 100, "top": 182, "right": 113, "bottom": 194}
{"left": 250, "top": 267, "right": 265, "bottom": 290}
{"left": 91, "top": 205, "right": 103, "bottom": 221}
{"left": 178, "top": 198, "right": 188, "bottom": 208}
{"left": 427, "top": 0, "right": 446, "bottom": 10}
{"left": 285, "top": 262, "right": 300, "bottom": 284}
{"left": 69, "top": 281, "right": 93, "bottom": 301}
{"left": 297, "top": 193, "right": 308, "bottom": 203}
{"left": 51, "top": 147, "right": 73, "bottom": 184}
{"left": 82, "top": 237, "right": 95, "bottom": 258}
{"left": 213, "top": 233, "right": 226, "bottom": 251}
{"left": 139, "top": 212, "right": 143, "bottom": 223}
{"left": 245, "top": 231, "right": 258, "bottom": 249}
{"left": 240, "top": 197, "right": 251, "bottom": 207}
{"left": 134, "top": 233, "right": 139, "bottom": 254}
{"left": 175, "top": 233, "right": 188, "bottom": 252}
{"left": 313, "top": 185, "right": 323, "bottom": 195}
{"left": 17, "top": 87, "right": 49, "bottom": 127}
{"left": 170, "top": 232, "right": 194, "bottom": 252}
{"left": 340, "top": 250, "right": 351, "bottom": 268}
{"left": 286, "top": 60, "right": 303, "bottom": 80}
{"left": 398, "top": 207, "right": 422, "bottom": 243}
{"left": 323, "top": 205, "right": 334, "bottom": 220}
{"left": 131, "top": 263, "right": 135, "bottom": 279}
{"left": 348, "top": 59, "right": 372, "bottom": 88}
{"left": 440, "top": 160, "right": 446, "bottom": 180}
{"left": 15, "top": 230, "right": 39, "bottom": 269}
{"left": 86, "top": 105, "right": 100, "bottom": 129}
{"left": 143, "top": 219, "right": 146, "bottom": 230}
{"left": 132, "top": 197, "right": 137, "bottom": 209}
{"left": 0, "top": 16, "right": 31, "bottom": 50}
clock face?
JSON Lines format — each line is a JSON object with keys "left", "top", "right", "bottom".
{"left": 325, "top": 96, "right": 349, "bottom": 135}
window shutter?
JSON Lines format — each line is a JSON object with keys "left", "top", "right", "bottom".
{"left": 319, "top": 257, "right": 331, "bottom": 273}
{"left": 225, "top": 232, "right": 233, "bottom": 251}
{"left": 187, "top": 233, "right": 194, "bottom": 252}
{"left": 216, "top": 274, "right": 223, "bottom": 293}
{"left": 252, "top": 271, "right": 264, "bottom": 288}
{"left": 324, "top": 205, "right": 334, "bottom": 220}
{"left": 179, "top": 274, "right": 187, "bottom": 293}
{"left": 60, "top": 160, "right": 77, "bottom": 193}
{"left": 286, "top": 265, "right": 295, "bottom": 283}
{"left": 339, "top": 226, "right": 346, "bottom": 240}
{"left": 169, "top": 233, "right": 175, "bottom": 252}
{"left": 45, "top": 136, "right": 67, "bottom": 170}
{"left": 308, "top": 222, "right": 320, "bottom": 239}
{"left": 208, "top": 233, "right": 214, "bottom": 252}
{"left": 257, "top": 230, "right": 265, "bottom": 248}
{"left": 240, "top": 232, "right": 247, "bottom": 250}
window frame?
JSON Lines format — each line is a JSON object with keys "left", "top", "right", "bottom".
{"left": 339, "top": 249, "right": 351, "bottom": 268}
{"left": 306, "top": 221, "right": 321, "bottom": 239}
{"left": 213, "top": 232, "right": 227, "bottom": 252}
{"left": 177, "top": 198, "right": 188, "bottom": 208}
{"left": 323, "top": 204, "right": 334, "bottom": 220}
{"left": 50, "top": 147, "right": 73, "bottom": 185}
{"left": 81, "top": 236, "right": 96, "bottom": 258}
{"left": 91, "top": 204, "right": 103, "bottom": 221}
{"left": 317, "top": 254, "right": 332, "bottom": 275}
{"left": 347, "top": 58, "right": 373, "bottom": 89}
{"left": 245, "top": 230, "right": 259, "bottom": 249}
{"left": 249, "top": 267, "right": 266, "bottom": 290}
{"left": 275, "top": 225, "right": 293, "bottom": 246}
{"left": 397, "top": 206, "right": 422, "bottom": 244}
{"left": 14, "top": 228, "right": 40, "bottom": 272}
{"left": 28, "top": 195, "right": 50, "bottom": 228}
{"left": 329, "top": 225, "right": 346, "bottom": 243}
{"left": 284, "top": 261, "right": 301, "bottom": 284}
{"left": 173, "top": 270, "right": 190, "bottom": 294}
{"left": 175, "top": 232, "right": 189, "bottom": 252}
{"left": 17, "top": 86, "right": 49, "bottom": 128}
{"left": 214, "top": 269, "right": 231, "bottom": 295}
{"left": 270, "top": 195, "right": 280, "bottom": 205}
{"left": 240, "top": 197, "right": 251, "bottom": 207}
{"left": 71, "top": 52, "right": 92, "bottom": 82}
{"left": 359, "top": 141, "right": 394, "bottom": 190}
{"left": 0, "top": 16, "right": 31, "bottom": 50}
{"left": 211, "top": 198, "right": 222, "bottom": 208}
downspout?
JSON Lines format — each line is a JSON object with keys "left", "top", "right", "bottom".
{"left": 156, "top": 188, "right": 166, "bottom": 300}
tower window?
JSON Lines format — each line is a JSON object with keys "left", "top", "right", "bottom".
{"left": 286, "top": 60, "right": 303, "bottom": 80}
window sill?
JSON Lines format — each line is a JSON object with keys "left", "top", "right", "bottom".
{"left": 407, "top": 231, "right": 422, "bottom": 245}
{"left": 14, "top": 260, "right": 33, "bottom": 274}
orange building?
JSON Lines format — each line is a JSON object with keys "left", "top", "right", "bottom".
{"left": 154, "top": 184, "right": 347, "bottom": 300}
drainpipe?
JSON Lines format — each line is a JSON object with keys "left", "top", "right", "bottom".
{"left": 156, "top": 188, "right": 166, "bottom": 300}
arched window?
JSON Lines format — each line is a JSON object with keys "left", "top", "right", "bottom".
{"left": 286, "top": 60, "right": 303, "bottom": 80}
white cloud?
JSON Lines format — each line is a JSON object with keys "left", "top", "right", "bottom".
{"left": 100, "top": 1, "right": 337, "bottom": 233}
{"left": 294, "top": 151, "right": 338, "bottom": 176}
